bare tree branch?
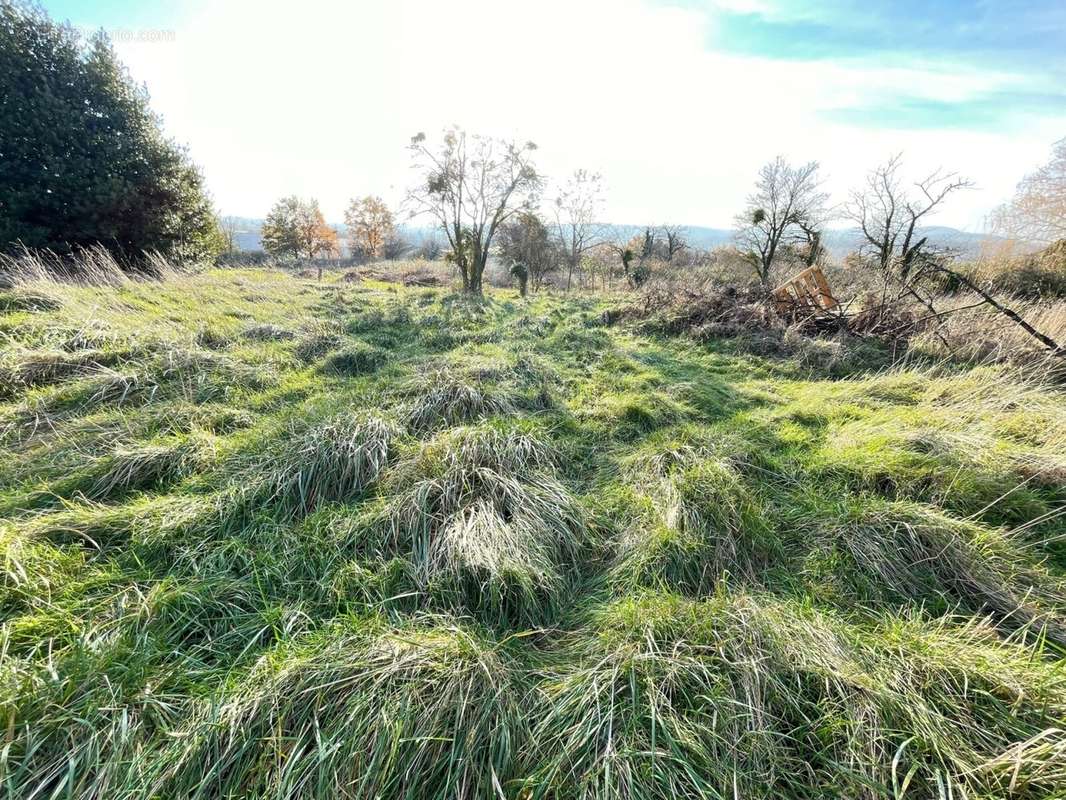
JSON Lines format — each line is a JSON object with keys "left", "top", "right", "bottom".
{"left": 989, "top": 137, "right": 1066, "bottom": 246}
{"left": 734, "top": 156, "right": 829, "bottom": 286}
{"left": 554, "top": 169, "right": 606, "bottom": 291}
{"left": 844, "top": 154, "right": 973, "bottom": 274}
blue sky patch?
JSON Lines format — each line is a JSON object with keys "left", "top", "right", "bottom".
{"left": 658, "top": 0, "right": 1066, "bottom": 131}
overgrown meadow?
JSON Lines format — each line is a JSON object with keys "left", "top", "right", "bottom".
{"left": 1, "top": 267, "right": 1065, "bottom": 799}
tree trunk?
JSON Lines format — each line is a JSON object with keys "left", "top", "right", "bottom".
{"left": 463, "top": 262, "right": 481, "bottom": 296}
{"left": 757, "top": 257, "right": 771, "bottom": 287}
{"left": 762, "top": 239, "right": 778, "bottom": 287}
{"left": 459, "top": 259, "right": 471, "bottom": 293}
{"left": 466, "top": 251, "right": 487, "bottom": 296}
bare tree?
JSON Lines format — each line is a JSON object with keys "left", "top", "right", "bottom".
{"left": 381, "top": 230, "right": 411, "bottom": 260}
{"left": 554, "top": 169, "right": 605, "bottom": 291}
{"left": 583, "top": 243, "right": 620, "bottom": 290}
{"left": 416, "top": 233, "right": 443, "bottom": 260}
{"left": 989, "top": 137, "right": 1066, "bottom": 246}
{"left": 734, "top": 157, "right": 828, "bottom": 286}
{"left": 631, "top": 227, "right": 656, "bottom": 262}
{"left": 659, "top": 224, "right": 688, "bottom": 262}
{"left": 844, "top": 154, "right": 973, "bottom": 277}
{"left": 609, "top": 227, "right": 656, "bottom": 289}
{"left": 843, "top": 156, "right": 981, "bottom": 341}
{"left": 794, "top": 218, "right": 825, "bottom": 268}
{"left": 406, "top": 128, "right": 541, "bottom": 296}
{"left": 608, "top": 242, "right": 635, "bottom": 289}
{"left": 219, "top": 216, "right": 241, "bottom": 255}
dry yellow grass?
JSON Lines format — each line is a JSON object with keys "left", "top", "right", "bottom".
{"left": 912, "top": 292, "right": 1066, "bottom": 369}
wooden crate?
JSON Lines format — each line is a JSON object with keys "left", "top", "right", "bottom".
{"left": 772, "top": 265, "right": 839, "bottom": 314}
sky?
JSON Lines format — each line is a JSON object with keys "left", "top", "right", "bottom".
{"left": 42, "top": 0, "right": 1066, "bottom": 231}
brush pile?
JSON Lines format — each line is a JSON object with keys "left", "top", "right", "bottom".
{"left": 615, "top": 275, "right": 1065, "bottom": 375}
{"left": 619, "top": 284, "right": 783, "bottom": 337}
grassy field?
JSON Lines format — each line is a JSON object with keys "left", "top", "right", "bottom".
{"left": 1, "top": 267, "right": 1065, "bottom": 799}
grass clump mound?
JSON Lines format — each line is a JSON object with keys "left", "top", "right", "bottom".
{"left": 294, "top": 328, "right": 343, "bottom": 362}
{"left": 87, "top": 433, "right": 216, "bottom": 500}
{"left": 345, "top": 304, "right": 417, "bottom": 347}
{"left": 146, "top": 618, "right": 522, "bottom": 800}
{"left": 361, "top": 425, "right": 584, "bottom": 621}
{"left": 0, "top": 522, "right": 84, "bottom": 616}
{"left": 587, "top": 390, "right": 687, "bottom": 438}
{"left": 20, "top": 493, "right": 211, "bottom": 554}
{"left": 321, "top": 341, "right": 387, "bottom": 376}
{"left": 528, "top": 590, "right": 1066, "bottom": 799}
{"left": 241, "top": 322, "right": 294, "bottom": 341}
{"left": 44, "top": 369, "right": 158, "bottom": 412}
{"left": 8, "top": 347, "right": 276, "bottom": 425}
{"left": 0, "top": 287, "right": 61, "bottom": 311}
{"left": 194, "top": 325, "right": 230, "bottom": 350}
{"left": 611, "top": 437, "right": 774, "bottom": 593}
{"left": 2, "top": 348, "right": 115, "bottom": 391}
{"left": 820, "top": 498, "right": 1066, "bottom": 638}
{"left": 240, "top": 411, "right": 397, "bottom": 520}
{"left": 405, "top": 366, "right": 515, "bottom": 431}
{"left": 1, "top": 572, "right": 282, "bottom": 798}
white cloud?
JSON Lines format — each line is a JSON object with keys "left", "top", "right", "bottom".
{"left": 110, "top": 0, "right": 1065, "bottom": 231}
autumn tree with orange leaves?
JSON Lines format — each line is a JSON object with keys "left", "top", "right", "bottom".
{"left": 262, "top": 196, "right": 338, "bottom": 276}
{"left": 344, "top": 196, "right": 395, "bottom": 260}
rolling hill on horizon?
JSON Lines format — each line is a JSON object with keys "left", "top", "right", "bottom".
{"left": 227, "top": 218, "right": 1000, "bottom": 259}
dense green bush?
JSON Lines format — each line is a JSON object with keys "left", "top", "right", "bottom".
{"left": 0, "top": 1, "right": 222, "bottom": 264}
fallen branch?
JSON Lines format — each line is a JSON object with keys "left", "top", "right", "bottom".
{"left": 933, "top": 265, "right": 1064, "bottom": 356}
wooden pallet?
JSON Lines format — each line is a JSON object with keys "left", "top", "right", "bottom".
{"left": 772, "top": 265, "right": 839, "bottom": 314}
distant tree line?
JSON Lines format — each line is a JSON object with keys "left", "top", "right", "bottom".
{"left": 5, "top": 2, "right": 1061, "bottom": 299}
{"left": 265, "top": 136, "right": 1061, "bottom": 299}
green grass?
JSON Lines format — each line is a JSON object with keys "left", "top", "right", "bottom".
{"left": 0, "top": 267, "right": 1064, "bottom": 799}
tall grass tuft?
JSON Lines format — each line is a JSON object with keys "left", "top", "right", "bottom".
{"left": 0, "top": 573, "right": 277, "bottom": 800}
{"left": 528, "top": 590, "right": 1066, "bottom": 799}
{"left": 87, "top": 433, "right": 216, "bottom": 500}
{"left": 146, "top": 618, "right": 524, "bottom": 800}
{"left": 612, "top": 439, "right": 773, "bottom": 593}
{"left": 294, "top": 326, "right": 343, "bottom": 362}
{"left": 0, "top": 244, "right": 172, "bottom": 286}
{"left": 405, "top": 368, "right": 515, "bottom": 431}
{"left": 22, "top": 493, "right": 218, "bottom": 552}
{"left": 239, "top": 412, "right": 397, "bottom": 520}
{"left": 321, "top": 342, "right": 387, "bottom": 376}
{"left": 363, "top": 425, "right": 584, "bottom": 621}
{"left": 1, "top": 348, "right": 116, "bottom": 391}
{"left": 823, "top": 498, "right": 1066, "bottom": 640}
